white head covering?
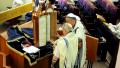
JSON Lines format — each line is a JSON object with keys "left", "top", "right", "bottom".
{"left": 67, "top": 13, "right": 81, "bottom": 21}
{"left": 63, "top": 23, "right": 73, "bottom": 32}
{"left": 14, "top": 0, "right": 23, "bottom": 4}
{"left": 67, "top": 13, "right": 84, "bottom": 29}
{"left": 12, "top": 0, "right": 24, "bottom": 8}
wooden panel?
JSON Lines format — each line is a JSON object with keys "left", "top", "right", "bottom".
{"left": 0, "top": 35, "right": 10, "bottom": 54}
{"left": 0, "top": 34, "right": 24, "bottom": 68}
{"left": 50, "top": 11, "right": 57, "bottom": 40}
{"left": 0, "top": 3, "right": 33, "bottom": 23}
{"left": 86, "top": 35, "right": 98, "bottom": 62}
{"left": 10, "top": 50, "right": 24, "bottom": 68}
{"left": 6, "top": 54, "right": 11, "bottom": 67}
{"left": 0, "top": 36, "right": 1, "bottom": 51}
{"left": 0, "top": 53, "right": 4, "bottom": 68}
{"left": 24, "top": 54, "right": 53, "bottom": 68}
{"left": 33, "top": 17, "right": 39, "bottom": 47}
{"left": 0, "top": 52, "right": 11, "bottom": 68}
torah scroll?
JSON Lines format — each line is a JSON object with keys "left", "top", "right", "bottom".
{"left": 39, "top": 14, "right": 50, "bottom": 46}
{"left": 46, "top": 14, "right": 50, "bottom": 41}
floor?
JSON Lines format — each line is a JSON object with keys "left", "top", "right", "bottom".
{"left": 82, "top": 57, "right": 109, "bottom": 68}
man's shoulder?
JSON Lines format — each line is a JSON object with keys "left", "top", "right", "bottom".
{"left": 75, "top": 21, "right": 84, "bottom": 28}
{"left": 57, "top": 37, "right": 66, "bottom": 43}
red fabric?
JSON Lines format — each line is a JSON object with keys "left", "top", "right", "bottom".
{"left": 22, "top": 40, "right": 32, "bottom": 45}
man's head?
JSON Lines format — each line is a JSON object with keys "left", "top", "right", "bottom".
{"left": 66, "top": 13, "right": 80, "bottom": 27}
{"left": 62, "top": 23, "right": 73, "bottom": 35}
{"left": 66, "top": 16, "right": 76, "bottom": 27}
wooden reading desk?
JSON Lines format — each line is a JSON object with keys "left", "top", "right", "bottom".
{"left": 0, "top": 21, "right": 52, "bottom": 68}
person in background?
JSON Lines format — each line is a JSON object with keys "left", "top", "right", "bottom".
{"left": 66, "top": 13, "right": 86, "bottom": 68}
{"left": 103, "top": 21, "right": 120, "bottom": 39}
{"left": 51, "top": 23, "right": 78, "bottom": 68}
{"left": 12, "top": 0, "right": 24, "bottom": 8}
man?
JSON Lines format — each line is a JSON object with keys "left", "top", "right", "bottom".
{"left": 66, "top": 13, "right": 86, "bottom": 68}
{"left": 51, "top": 23, "right": 78, "bottom": 68}
{"left": 104, "top": 22, "right": 120, "bottom": 39}
{"left": 12, "top": 0, "right": 24, "bottom": 8}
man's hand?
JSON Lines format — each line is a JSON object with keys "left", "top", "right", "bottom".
{"left": 51, "top": 55, "right": 58, "bottom": 68}
{"left": 78, "top": 41, "right": 82, "bottom": 47}
{"left": 78, "top": 38, "right": 82, "bottom": 48}
{"left": 55, "top": 32, "right": 60, "bottom": 39}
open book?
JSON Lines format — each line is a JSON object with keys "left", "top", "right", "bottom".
{"left": 23, "top": 46, "right": 40, "bottom": 53}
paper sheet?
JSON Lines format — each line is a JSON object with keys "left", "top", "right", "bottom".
{"left": 23, "top": 46, "right": 40, "bottom": 53}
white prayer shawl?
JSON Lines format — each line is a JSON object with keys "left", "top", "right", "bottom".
{"left": 54, "top": 32, "right": 78, "bottom": 68}
{"left": 74, "top": 20, "right": 86, "bottom": 68}
{"left": 117, "top": 23, "right": 120, "bottom": 30}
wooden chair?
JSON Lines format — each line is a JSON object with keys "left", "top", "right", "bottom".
{"left": 86, "top": 35, "right": 99, "bottom": 68}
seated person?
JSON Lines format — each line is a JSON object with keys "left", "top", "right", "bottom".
{"left": 105, "top": 22, "right": 120, "bottom": 39}
{"left": 12, "top": 0, "right": 24, "bottom": 8}
{"left": 51, "top": 23, "right": 79, "bottom": 68}
{"left": 101, "top": 17, "right": 120, "bottom": 39}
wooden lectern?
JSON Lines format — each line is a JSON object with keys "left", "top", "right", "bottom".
{"left": 33, "top": 2, "right": 57, "bottom": 47}
{"left": 0, "top": 0, "right": 57, "bottom": 68}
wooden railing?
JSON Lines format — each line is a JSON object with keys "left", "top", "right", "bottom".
{"left": 0, "top": 52, "right": 11, "bottom": 68}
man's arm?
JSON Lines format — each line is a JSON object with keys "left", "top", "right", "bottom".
{"left": 51, "top": 45, "right": 59, "bottom": 68}
{"left": 51, "top": 55, "right": 59, "bottom": 68}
